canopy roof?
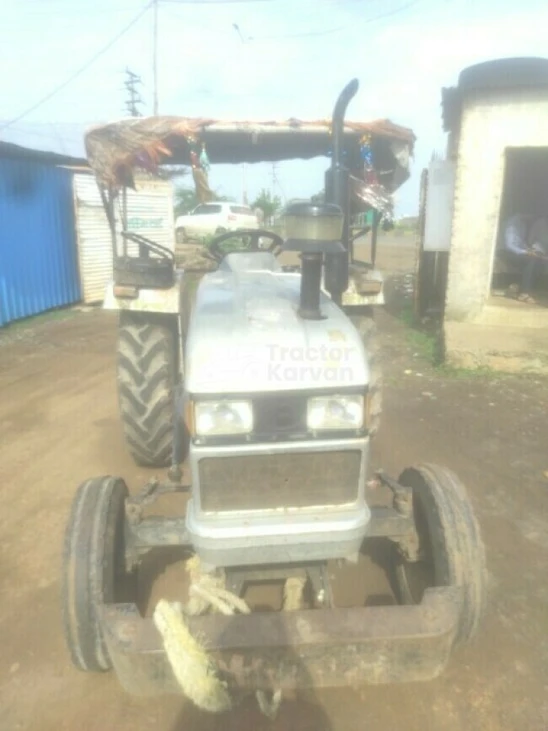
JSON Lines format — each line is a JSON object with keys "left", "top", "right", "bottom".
{"left": 84, "top": 115, "right": 416, "bottom": 191}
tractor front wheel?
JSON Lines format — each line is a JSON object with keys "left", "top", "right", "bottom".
{"left": 392, "top": 464, "right": 487, "bottom": 647}
{"left": 62, "top": 476, "right": 133, "bottom": 672}
{"left": 117, "top": 311, "right": 177, "bottom": 467}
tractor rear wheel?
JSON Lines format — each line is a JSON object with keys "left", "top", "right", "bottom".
{"left": 117, "top": 311, "right": 177, "bottom": 467}
{"left": 350, "top": 312, "right": 382, "bottom": 437}
{"left": 392, "top": 464, "right": 487, "bottom": 647}
{"left": 62, "top": 476, "right": 132, "bottom": 672}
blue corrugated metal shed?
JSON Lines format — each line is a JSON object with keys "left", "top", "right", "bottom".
{"left": 0, "top": 157, "right": 81, "bottom": 326}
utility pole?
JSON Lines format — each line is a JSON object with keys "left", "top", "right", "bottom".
{"left": 242, "top": 164, "right": 247, "bottom": 204}
{"left": 271, "top": 163, "right": 277, "bottom": 198}
{"left": 124, "top": 68, "right": 144, "bottom": 117}
{"left": 153, "top": 0, "right": 159, "bottom": 114}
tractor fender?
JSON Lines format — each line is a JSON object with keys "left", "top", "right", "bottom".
{"left": 102, "top": 276, "right": 183, "bottom": 315}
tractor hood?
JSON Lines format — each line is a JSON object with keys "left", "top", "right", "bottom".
{"left": 185, "top": 269, "right": 369, "bottom": 395}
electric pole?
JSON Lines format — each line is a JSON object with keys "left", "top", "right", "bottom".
{"left": 271, "top": 163, "right": 277, "bottom": 198}
{"left": 124, "top": 68, "right": 144, "bottom": 117}
{"left": 153, "top": 0, "right": 159, "bottom": 114}
{"left": 242, "top": 164, "right": 247, "bottom": 204}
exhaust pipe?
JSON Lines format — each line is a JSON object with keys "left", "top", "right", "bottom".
{"left": 299, "top": 252, "right": 324, "bottom": 320}
{"left": 324, "top": 78, "right": 360, "bottom": 304}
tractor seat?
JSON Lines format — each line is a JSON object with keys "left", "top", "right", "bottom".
{"left": 219, "top": 251, "right": 282, "bottom": 273}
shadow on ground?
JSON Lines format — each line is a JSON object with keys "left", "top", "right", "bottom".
{"left": 170, "top": 694, "right": 332, "bottom": 731}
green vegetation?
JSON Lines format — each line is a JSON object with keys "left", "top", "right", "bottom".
{"left": 439, "top": 364, "right": 498, "bottom": 380}
{"left": 251, "top": 189, "right": 282, "bottom": 226}
{"left": 405, "top": 323, "right": 439, "bottom": 365}
{"left": 395, "top": 216, "right": 419, "bottom": 233}
{"left": 396, "top": 304, "right": 499, "bottom": 379}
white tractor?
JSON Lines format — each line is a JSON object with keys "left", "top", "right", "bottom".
{"left": 61, "top": 80, "right": 486, "bottom": 714}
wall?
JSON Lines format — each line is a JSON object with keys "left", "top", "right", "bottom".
{"left": 0, "top": 158, "right": 80, "bottom": 326}
{"left": 445, "top": 87, "right": 548, "bottom": 321}
{"left": 73, "top": 173, "right": 112, "bottom": 304}
{"left": 423, "top": 159, "right": 455, "bottom": 252}
{"left": 74, "top": 173, "right": 175, "bottom": 304}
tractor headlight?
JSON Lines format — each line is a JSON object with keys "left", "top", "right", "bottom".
{"left": 194, "top": 400, "right": 253, "bottom": 437}
{"left": 307, "top": 395, "right": 364, "bottom": 431}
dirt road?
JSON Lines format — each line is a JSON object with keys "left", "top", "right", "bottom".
{"left": 1, "top": 237, "right": 547, "bottom": 730}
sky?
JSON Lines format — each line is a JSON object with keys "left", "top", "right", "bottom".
{"left": 2, "top": 0, "right": 548, "bottom": 215}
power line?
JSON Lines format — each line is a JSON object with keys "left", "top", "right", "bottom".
{"left": 252, "top": 0, "right": 421, "bottom": 40}
{"left": 164, "top": 0, "right": 420, "bottom": 41}
{"left": 161, "top": 0, "right": 278, "bottom": 4}
{"left": 0, "top": 0, "right": 419, "bottom": 132}
{"left": 232, "top": 23, "right": 247, "bottom": 42}
{"left": 153, "top": 0, "right": 159, "bottom": 114}
{"left": 161, "top": 0, "right": 396, "bottom": 5}
{"left": 0, "top": 121, "right": 87, "bottom": 141}
{"left": 0, "top": 2, "right": 152, "bottom": 133}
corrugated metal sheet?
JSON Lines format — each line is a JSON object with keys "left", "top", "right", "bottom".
{"left": 73, "top": 174, "right": 113, "bottom": 304}
{"left": 124, "top": 177, "right": 175, "bottom": 250}
{"left": 0, "top": 159, "right": 80, "bottom": 327}
{"left": 74, "top": 174, "right": 174, "bottom": 304}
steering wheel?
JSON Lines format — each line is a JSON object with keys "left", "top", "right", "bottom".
{"left": 208, "top": 229, "right": 284, "bottom": 262}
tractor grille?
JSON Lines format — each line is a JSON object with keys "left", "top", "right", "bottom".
{"left": 198, "top": 450, "right": 361, "bottom": 512}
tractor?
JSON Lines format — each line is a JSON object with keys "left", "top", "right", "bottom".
{"left": 93, "top": 84, "right": 408, "bottom": 469}
{"left": 62, "top": 80, "right": 487, "bottom": 715}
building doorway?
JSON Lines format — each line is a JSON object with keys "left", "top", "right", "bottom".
{"left": 492, "top": 147, "right": 548, "bottom": 305}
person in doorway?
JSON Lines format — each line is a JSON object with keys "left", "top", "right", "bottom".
{"left": 527, "top": 215, "right": 548, "bottom": 255}
{"left": 499, "top": 213, "right": 548, "bottom": 303}
{"left": 524, "top": 214, "right": 548, "bottom": 303}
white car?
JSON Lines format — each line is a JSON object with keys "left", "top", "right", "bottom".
{"left": 175, "top": 202, "right": 259, "bottom": 243}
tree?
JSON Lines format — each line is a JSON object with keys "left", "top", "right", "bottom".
{"left": 174, "top": 186, "right": 199, "bottom": 216}
{"left": 251, "top": 189, "right": 282, "bottom": 226}
{"left": 311, "top": 189, "right": 325, "bottom": 204}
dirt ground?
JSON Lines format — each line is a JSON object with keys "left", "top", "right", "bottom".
{"left": 1, "top": 235, "right": 547, "bottom": 731}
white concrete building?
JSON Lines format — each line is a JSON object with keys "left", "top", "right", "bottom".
{"left": 437, "top": 57, "right": 548, "bottom": 373}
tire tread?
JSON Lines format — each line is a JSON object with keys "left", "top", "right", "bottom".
{"left": 396, "top": 463, "right": 487, "bottom": 646}
{"left": 62, "top": 476, "right": 128, "bottom": 672}
{"left": 117, "top": 312, "right": 177, "bottom": 467}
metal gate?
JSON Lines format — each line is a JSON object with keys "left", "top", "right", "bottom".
{"left": 0, "top": 159, "right": 80, "bottom": 327}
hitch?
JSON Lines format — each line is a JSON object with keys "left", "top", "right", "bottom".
{"left": 368, "top": 470, "right": 420, "bottom": 561}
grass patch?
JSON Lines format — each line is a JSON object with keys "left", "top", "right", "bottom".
{"left": 406, "top": 326, "right": 439, "bottom": 364}
{"left": 436, "top": 364, "right": 497, "bottom": 380}
{"left": 396, "top": 304, "right": 502, "bottom": 380}
{"left": 394, "top": 304, "right": 530, "bottom": 382}
{"left": 397, "top": 304, "right": 440, "bottom": 365}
